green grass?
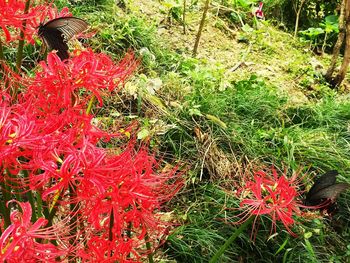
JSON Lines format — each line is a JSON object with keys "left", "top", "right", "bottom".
{"left": 79, "top": 1, "right": 350, "bottom": 262}
{"left": 165, "top": 184, "right": 240, "bottom": 263}
{"left": 160, "top": 71, "right": 350, "bottom": 261}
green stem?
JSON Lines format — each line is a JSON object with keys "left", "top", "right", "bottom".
{"left": 137, "top": 92, "right": 142, "bottom": 115}
{"left": 0, "top": 39, "right": 4, "bottom": 90}
{"left": 0, "top": 39, "right": 4, "bottom": 61}
{"left": 145, "top": 232, "right": 154, "bottom": 263}
{"left": 322, "top": 31, "right": 328, "bottom": 54}
{"left": 15, "top": 0, "right": 31, "bottom": 73}
{"left": 0, "top": 37, "right": 10, "bottom": 93}
{"left": 41, "top": 198, "right": 50, "bottom": 219}
{"left": 86, "top": 95, "right": 95, "bottom": 114}
{"left": 26, "top": 190, "right": 36, "bottom": 222}
{"left": 109, "top": 208, "right": 114, "bottom": 241}
{"left": 69, "top": 185, "right": 78, "bottom": 241}
{"left": 0, "top": 180, "right": 12, "bottom": 227}
{"left": 68, "top": 185, "right": 78, "bottom": 262}
{"left": 5, "top": 169, "right": 22, "bottom": 202}
{"left": 109, "top": 208, "right": 114, "bottom": 257}
{"left": 46, "top": 191, "right": 63, "bottom": 228}
{"left": 36, "top": 190, "right": 43, "bottom": 218}
{"left": 126, "top": 222, "right": 132, "bottom": 259}
{"left": 209, "top": 216, "right": 254, "bottom": 263}
{"left": 0, "top": 197, "right": 9, "bottom": 227}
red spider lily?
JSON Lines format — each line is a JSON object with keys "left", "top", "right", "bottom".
{"left": 1, "top": 50, "right": 137, "bottom": 179}
{"left": 24, "top": 143, "right": 182, "bottom": 261}
{"left": 0, "top": 104, "right": 46, "bottom": 173}
{"left": 28, "top": 5, "right": 72, "bottom": 30}
{"left": 0, "top": 0, "right": 35, "bottom": 41}
{"left": 77, "top": 235, "right": 143, "bottom": 262}
{"left": 254, "top": 2, "right": 264, "bottom": 19}
{"left": 0, "top": 49, "right": 137, "bottom": 167}
{"left": 24, "top": 50, "right": 138, "bottom": 108}
{"left": 0, "top": 201, "right": 68, "bottom": 262}
{"left": 0, "top": 4, "right": 182, "bottom": 257}
{"left": 236, "top": 168, "right": 302, "bottom": 236}
{"left": 72, "top": 145, "right": 182, "bottom": 260}
{"left": 0, "top": 1, "right": 71, "bottom": 44}
{"left": 0, "top": 44, "right": 182, "bottom": 261}
{"left": 0, "top": 105, "right": 112, "bottom": 193}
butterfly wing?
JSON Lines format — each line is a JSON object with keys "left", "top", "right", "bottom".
{"left": 43, "top": 17, "right": 88, "bottom": 41}
{"left": 307, "top": 183, "right": 349, "bottom": 202}
{"left": 39, "top": 27, "right": 69, "bottom": 60}
{"left": 38, "top": 17, "right": 88, "bottom": 60}
{"left": 305, "top": 170, "right": 338, "bottom": 202}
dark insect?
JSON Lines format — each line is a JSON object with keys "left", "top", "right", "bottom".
{"left": 304, "top": 170, "right": 350, "bottom": 213}
{"left": 38, "top": 17, "right": 88, "bottom": 60}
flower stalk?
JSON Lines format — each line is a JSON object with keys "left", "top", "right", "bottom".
{"left": 145, "top": 232, "right": 155, "bottom": 263}
{"left": 209, "top": 216, "right": 254, "bottom": 263}
{"left": 15, "top": 0, "right": 31, "bottom": 73}
{"left": 86, "top": 95, "right": 95, "bottom": 114}
{"left": 0, "top": 180, "right": 12, "bottom": 228}
{"left": 0, "top": 39, "right": 4, "bottom": 61}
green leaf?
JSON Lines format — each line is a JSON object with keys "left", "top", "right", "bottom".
{"left": 137, "top": 128, "right": 150, "bottom": 140}
{"left": 189, "top": 108, "right": 202, "bottom": 116}
{"left": 325, "top": 15, "right": 338, "bottom": 24}
{"left": 274, "top": 237, "right": 289, "bottom": 256}
{"left": 205, "top": 114, "right": 227, "bottom": 129}
{"left": 304, "top": 232, "right": 313, "bottom": 239}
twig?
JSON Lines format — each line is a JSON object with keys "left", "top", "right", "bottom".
{"left": 193, "top": 0, "right": 211, "bottom": 57}
{"left": 210, "top": 2, "right": 245, "bottom": 27}
{"left": 183, "top": 0, "right": 186, "bottom": 34}
{"left": 228, "top": 42, "right": 252, "bottom": 72}
{"left": 216, "top": 16, "right": 237, "bottom": 37}
{"left": 199, "top": 139, "right": 215, "bottom": 181}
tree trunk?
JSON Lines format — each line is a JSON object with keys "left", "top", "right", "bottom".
{"left": 294, "top": 9, "right": 301, "bottom": 38}
{"left": 294, "top": 0, "right": 307, "bottom": 38}
{"left": 325, "top": 0, "right": 346, "bottom": 81}
{"left": 331, "top": 0, "right": 350, "bottom": 87}
{"left": 193, "top": 0, "right": 211, "bottom": 57}
{"left": 183, "top": 0, "right": 187, "bottom": 34}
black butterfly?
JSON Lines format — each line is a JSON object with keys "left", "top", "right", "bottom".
{"left": 38, "top": 17, "right": 88, "bottom": 60}
{"left": 304, "top": 170, "right": 349, "bottom": 211}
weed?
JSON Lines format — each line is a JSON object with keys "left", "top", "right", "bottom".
{"left": 77, "top": 1, "right": 350, "bottom": 262}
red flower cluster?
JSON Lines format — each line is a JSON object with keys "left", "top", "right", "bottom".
{"left": 26, "top": 50, "right": 138, "bottom": 108}
{"left": 0, "top": 0, "right": 33, "bottom": 41}
{"left": 0, "top": 201, "right": 68, "bottom": 262}
{"left": 254, "top": 2, "right": 264, "bottom": 19}
{"left": 237, "top": 168, "right": 302, "bottom": 236}
{"left": 0, "top": 3, "right": 182, "bottom": 262}
{"left": 0, "top": 49, "right": 182, "bottom": 260}
{"left": 0, "top": 0, "right": 70, "bottom": 43}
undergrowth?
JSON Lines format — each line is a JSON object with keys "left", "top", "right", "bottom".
{"left": 64, "top": 0, "right": 350, "bottom": 262}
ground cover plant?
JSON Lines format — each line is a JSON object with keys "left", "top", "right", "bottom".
{"left": 1, "top": 0, "right": 350, "bottom": 262}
